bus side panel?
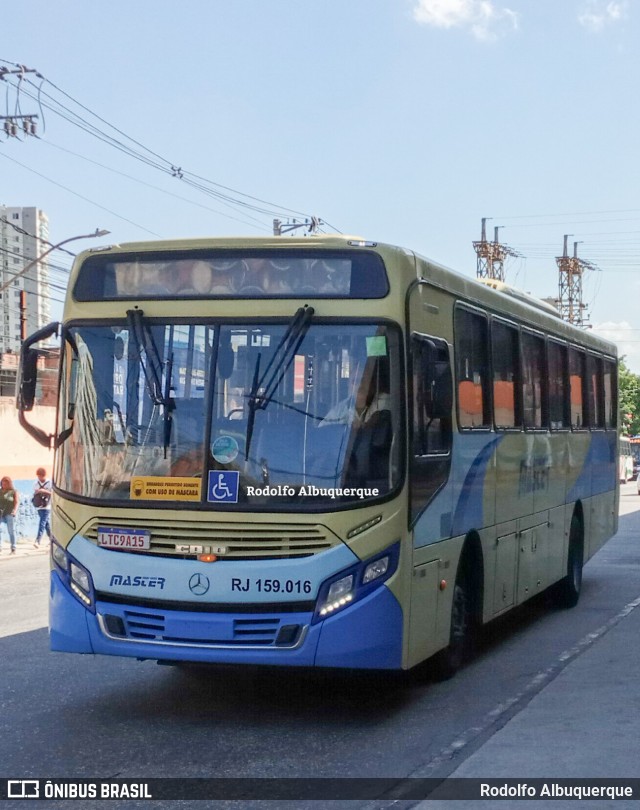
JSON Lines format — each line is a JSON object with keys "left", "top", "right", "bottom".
{"left": 587, "top": 491, "right": 617, "bottom": 560}
{"left": 533, "top": 433, "right": 567, "bottom": 515}
{"left": 450, "top": 434, "right": 499, "bottom": 538}
{"left": 568, "top": 432, "right": 617, "bottom": 561}
{"left": 413, "top": 434, "right": 498, "bottom": 548}
{"left": 494, "top": 434, "right": 529, "bottom": 523}
{"left": 406, "top": 559, "right": 440, "bottom": 668}
{"left": 566, "top": 433, "right": 592, "bottom": 502}
{"left": 407, "top": 536, "right": 466, "bottom": 668}
{"left": 548, "top": 504, "right": 567, "bottom": 585}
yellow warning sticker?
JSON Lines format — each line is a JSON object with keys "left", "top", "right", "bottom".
{"left": 129, "top": 476, "right": 202, "bottom": 501}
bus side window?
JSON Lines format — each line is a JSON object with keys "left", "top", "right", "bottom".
{"left": 548, "top": 340, "right": 570, "bottom": 430}
{"left": 603, "top": 358, "right": 617, "bottom": 430}
{"left": 410, "top": 334, "right": 453, "bottom": 523}
{"left": 522, "top": 331, "right": 546, "bottom": 429}
{"left": 569, "top": 348, "right": 586, "bottom": 429}
{"left": 412, "top": 336, "right": 452, "bottom": 456}
{"left": 491, "top": 320, "right": 521, "bottom": 429}
{"left": 587, "top": 354, "right": 605, "bottom": 428}
{"left": 454, "top": 307, "right": 490, "bottom": 429}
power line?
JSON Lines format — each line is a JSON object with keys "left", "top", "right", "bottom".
{"left": 40, "top": 140, "right": 271, "bottom": 232}
{"left": 1, "top": 62, "right": 324, "bottom": 228}
{"left": 0, "top": 151, "right": 162, "bottom": 237}
{"left": 494, "top": 207, "right": 640, "bottom": 220}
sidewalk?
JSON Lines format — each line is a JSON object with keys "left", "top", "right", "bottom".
{"left": 418, "top": 593, "right": 640, "bottom": 807}
{"left": 0, "top": 537, "right": 49, "bottom": 561}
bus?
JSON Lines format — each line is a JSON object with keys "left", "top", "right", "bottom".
{"left": 17, "top": 236, "right": 619, "bottom": 678}
{"left": 619, "top": 436, "right": 634, "bottom": 483}
{"left": 630, "top": 436, "right": 640, "bottom": 482}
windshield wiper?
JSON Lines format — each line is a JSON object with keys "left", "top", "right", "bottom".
{"left": 244, "top": 306, "right": 314, "bottom": 461}
{"left": 126, "top": 309, "right": 175, "bottom": 455}
{"left": 127, "top": 309, "right": 164, "bottom": 405}
{"left": 244, "top": 353, "right": 262, "bottom": 461}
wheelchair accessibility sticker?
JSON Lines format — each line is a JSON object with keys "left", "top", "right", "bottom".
{"left": 207, "top": 470, "right": 240, "bottom": 503}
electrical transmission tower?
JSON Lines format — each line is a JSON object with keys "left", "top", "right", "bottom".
{"left": 473, "top": 217, "right": 521, "bottom": 282}
{"left": 556, "top": 235, "right": 598, "bottom": 328}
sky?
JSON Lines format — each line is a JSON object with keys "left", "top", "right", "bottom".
{"left": 2, "top": 0, "right": 640, "bottom": 368}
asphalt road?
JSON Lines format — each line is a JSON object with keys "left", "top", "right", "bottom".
{"left": 2, "top": 483, "right": 639, "bottom": 809}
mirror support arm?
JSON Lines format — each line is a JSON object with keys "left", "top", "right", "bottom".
{"left": 18, "top": 410, "right": 54, "bottom": 449}
{"left": 17, "top": 321, "right": 60, "bottom": 449}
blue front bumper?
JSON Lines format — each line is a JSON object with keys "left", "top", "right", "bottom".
{"left": 49, "top": 570, "right": 404, "bottom": 670}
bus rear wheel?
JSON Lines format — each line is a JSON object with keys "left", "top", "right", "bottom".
{"left": 555, "top": 514, "right": 584, "bottom": 608}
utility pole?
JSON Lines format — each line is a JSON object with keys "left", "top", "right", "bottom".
{"left": 273, "top": 216, "right": 322, "bottom": 236}
{"left": 0, "top": 65, "right": 40, "bottom": 138}
{"left": 473, "top": 218, "right": 521, "bottom": 282}
{"left": 19, "top": 290, "right": 27, "bottom": 341}
{"left": 556, "top": 235, "right": 598, "bottom": 328}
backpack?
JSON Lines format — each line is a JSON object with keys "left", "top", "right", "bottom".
{"left": 32, "top": 485, "right": 51, "bottom": 509}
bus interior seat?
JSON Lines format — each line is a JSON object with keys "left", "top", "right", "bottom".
{"left": 305, "top": 423, "right": 350, "bottom": 486}
{"left": 348, "top": 409, "right": 392, "bottom": 488}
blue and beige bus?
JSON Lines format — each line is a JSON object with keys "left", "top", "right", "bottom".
{"left": 619, "top": 436, "right": 634, "bottom": 483}
{"left": 18, "top": 236, "right": 619, "bottom": 677}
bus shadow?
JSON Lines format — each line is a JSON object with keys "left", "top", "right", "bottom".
{"left": 69, "top": 516, "right": 639, "bottom": 725}
{"left": 87, "top": 582, "right": 568, "bottom": 723}
{"left": 78, "top": 575, "right": 603, "bottom": 725}
{"left": 91, "top": 662, "right": 415, "bottom": 727}
{"left": 474, "top": 588, "right": 560, "bottom": 658}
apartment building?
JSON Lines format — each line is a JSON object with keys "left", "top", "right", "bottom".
{"left": 0, "top": 205, "right": 51, "bottom": 353}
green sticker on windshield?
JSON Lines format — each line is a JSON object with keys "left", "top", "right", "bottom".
{"left": 366, "top": 336, "right": 387, "bottom": 357}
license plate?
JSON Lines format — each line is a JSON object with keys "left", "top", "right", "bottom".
{"left": 97, "top": 527, "right": 151, "bottom": 550}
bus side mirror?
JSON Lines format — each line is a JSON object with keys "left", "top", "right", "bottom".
{"left": 18, "top": 348, "right": 39, "bottom": 411}
{"left": 17, "top": 321, "right": 60, "bottom": 448}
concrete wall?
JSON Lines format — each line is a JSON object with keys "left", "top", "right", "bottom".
{"left": 0, "top": 400, "right": 55, "bottom": 480}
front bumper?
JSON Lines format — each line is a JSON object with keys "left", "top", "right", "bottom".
{"left": 49, "top": 570, "right": 403, "bottom": 670}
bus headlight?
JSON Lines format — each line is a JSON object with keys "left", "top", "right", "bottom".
{"left": 313, "top": 542, "right": 399, "bottom": 623}
{"left": 51, "top": 539, "right": 96, "bottom": 612}
{"left": 70, "top": 562, "right": 91, "bottom": 594}
{"left": 363, "top": 556, "right": 389, "bottom": 584}
{"left": 51, "top": 542, "right": 69, "bottom": 572}
{"left": 319, "top": 575, "right": 355, "bottom": 617}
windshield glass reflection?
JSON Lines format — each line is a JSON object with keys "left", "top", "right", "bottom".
{"left": 209, "top": 323, "right": 401, "bottom": 507}
{"left": 55, "top": 321, "right": 402, "bottom": 509}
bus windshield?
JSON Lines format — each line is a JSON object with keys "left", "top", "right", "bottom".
{"left": 56, "top": 319, "right": 403, "bottom": 510}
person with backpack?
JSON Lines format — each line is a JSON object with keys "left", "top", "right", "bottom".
{"left": 33, "top": 467, "right": 52, "bottom": 548}
{"left": 0, "top": 476, "right": 18, "bottom": 554}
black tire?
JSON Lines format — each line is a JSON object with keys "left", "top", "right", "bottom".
{"left": 555, "top": 513, "right": 584, "bottom": 608}
{"left": 431, "top": 575, "right": 473, "bottom": 681}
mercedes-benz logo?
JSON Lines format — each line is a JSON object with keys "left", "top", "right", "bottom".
{"left": 189, "top": 572, "right": 210, "bottom": 596}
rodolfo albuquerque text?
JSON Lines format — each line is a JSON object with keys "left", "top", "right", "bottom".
{"left": 246, "top": 485, "right": 379, "bottom": 499}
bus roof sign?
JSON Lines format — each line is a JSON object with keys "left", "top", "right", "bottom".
{"left": 73, "top": 249, "right": 389, "bottom": 301}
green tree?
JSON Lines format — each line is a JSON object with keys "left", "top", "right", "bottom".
{"left": 618, "top": 358, "right": 640, "bottom": 435}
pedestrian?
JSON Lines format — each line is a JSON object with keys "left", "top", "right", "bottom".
{"left": 0, "top": 475, "right": 19, "bottom": 554}
{"left": 32, "top": 467, "right": 52, "bottom": 548}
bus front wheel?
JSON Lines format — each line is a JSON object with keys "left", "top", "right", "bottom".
{"left": 431, "top": 574, "right": 473, "bottom": 681}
